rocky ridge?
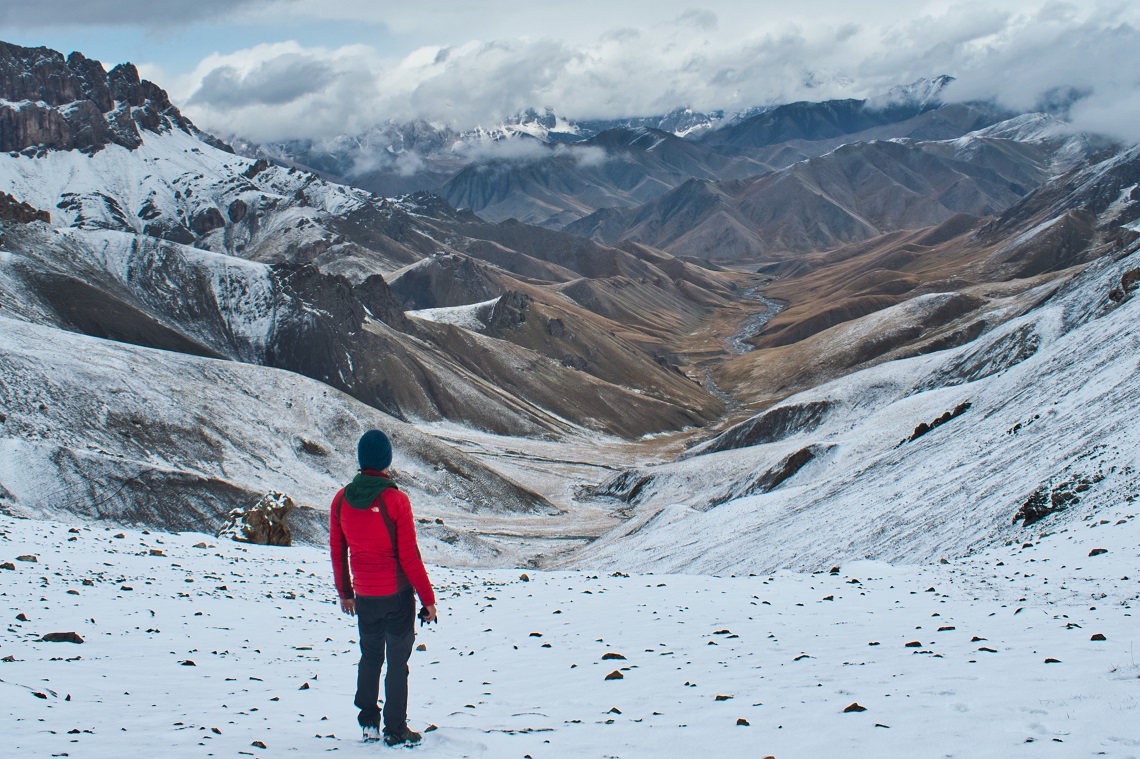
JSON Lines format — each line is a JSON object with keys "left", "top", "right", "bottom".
{"left": 0, "top": 41, "right": 225, "bottom": 155}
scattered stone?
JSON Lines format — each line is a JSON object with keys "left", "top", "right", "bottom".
{"left": 120, "top": 585, "right": 133, "bottom": 591}
{"left": 114, "top": 533, "right": 125, "bottom": 539}
{"left": 251, "top": 740, "right": 267, "bottom": 749}
{"left": 736, "top": 718, "right": 750, "bottom": 726}
{"left": 0, "top": 562, "right": 14, "bottom": 570}
{"left": 149, "top": 549, "right": 165, "bottom": 557}
{"left": 40, "top": 632, "right": 84, "bottom": 644}
{"left": 529, "top": 632, "right": 543, "bottom": 638}
{"left": 180, "top": 660, "right": 196, "bottom": 666}
{"left": 16, "top": 554, "right": 37, "bottom": 562}
{"left": 1091, "top": 633, "right": 1107, "bottom": 641}
{"left": 32, "top": 692, "right": 47, "bottom": 699}
{"left": 16, "top": 613, "right": 28, "bottom": 621}
{"left": 2, "top": 655, "right": 17, "bottom": 662}
{"left": 604, "top": 670, "right": 624, "bottom": 681}
{"left": 416, "top": 643, "right": 427, "bottom": 652}
{"left": 1088, "top": 548, "right": 1108, "bottom": 557}
{"left": 1044, "top": 658, "right": 1062, "bottom": 664}
{"left": 905, "top": 641, "right": 922, "bottom": 648}
{"left": 715, "top": 695, "right": 733, "bottom": 701}
{"left": 608, "top": 707, "right": 622, "bottom": 714}
{"left": 193, "top": 542, "right": 208, "bottom": 549}
{"left": 601, "top": 652, "right": 626, "bottom": 660}
{"left": 424, "top": 724, "right": 438, "bottom": 732}
{"left": 844, "top": 702, "right": 867, "bottom": 713}
{"left": 937, "top": 626, "right": 956, "bottom": 632}
{"left": 519, "top": 573, "right": 530, "bottom": 582}
{"left": 978, "top": 647, "right": 998, "bottom": 653}
{"left": 299, "top": 682, "right": 310, "bottom": 690}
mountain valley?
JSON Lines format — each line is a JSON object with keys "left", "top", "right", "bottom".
{"left": 1, "top": 37, "right": 1138, "bottom": 579}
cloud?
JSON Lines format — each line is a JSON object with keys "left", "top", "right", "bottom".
{"left": 189, "top": 53, "right": 333, "bottom": 108}
{"left": 451, "top": 137, "right": 609, "bottom": 168}
{"left": 171, "top": 1, "right": 1140, "bottom": 145}
{"left": 936, "top": 4, "right": 1140, "bottom": 142}
{"left": 0, "top": 0, "right": 274, "bottom": 28}
{"left": 175, "top": 42, "right": 386, "bottom": 142}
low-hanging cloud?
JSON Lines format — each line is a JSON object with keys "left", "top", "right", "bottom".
{"left": 174, "top": 2, "right": 1140, "bottom": 145}
{"left": 452, "top": 137, "right": 609, "bottom": 167}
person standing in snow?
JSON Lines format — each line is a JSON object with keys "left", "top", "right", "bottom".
{"left": 330, "top": 429, "right": 438, "bottom": 746}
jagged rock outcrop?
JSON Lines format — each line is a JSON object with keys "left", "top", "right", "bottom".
{"left": 0, "top": 192, "right": 50, "bottom": 223}
{"left": 217, "top": 491, "right": 295, "bottom": 546}
{"left": 692, "top": 400, "right": 833, "bottom": 455}
{"left": 0, "top": 40, "right": 225, "bottom": 154}
{"left": 487, "top": 291, "right": 532, "bottom": 330}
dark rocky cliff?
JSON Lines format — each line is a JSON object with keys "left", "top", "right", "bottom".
{"left": 0, "top": 40, "right": 228, "bottom": 154}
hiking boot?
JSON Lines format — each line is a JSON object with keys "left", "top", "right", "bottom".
{"left": 383, "top": 726, "right": 422, "bottom": 746}
{"left": 361, "top": 724, "right": 381, "bottom": 742}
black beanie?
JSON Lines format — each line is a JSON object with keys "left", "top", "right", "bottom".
{"left": 357, "top": 429, "right": 393, "bottom": 471}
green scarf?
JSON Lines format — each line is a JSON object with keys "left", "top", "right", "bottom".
{"left": 344, "top": 472, "right": 398, "bottom": 509}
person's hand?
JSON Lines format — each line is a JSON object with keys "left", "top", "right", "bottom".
{"left": 340, "top": 597, "right": 356, "bottom": 616}
{"left": 421, "top": 604, "right": 437, "bottom": 624}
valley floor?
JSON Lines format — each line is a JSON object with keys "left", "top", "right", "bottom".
{"left": 2, "top": 503, "right": 1137, "bottom": 759}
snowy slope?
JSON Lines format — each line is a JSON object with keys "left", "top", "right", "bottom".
{"left": 0, "top": 314, "right": 557, "bottom": 564}
{"left": 573, "top": 243, "right": 1140, "bottom": 575}
{"left": 407, "top": 297, "right": 499, "bottom": 331}
{"left": 0, "top": 127, "right": 428, "bottom": 277}
{"left": 2, "top": 505, "right": 1136, "bottom": 758}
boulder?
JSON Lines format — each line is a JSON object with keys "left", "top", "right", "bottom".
{"left": 217, "top": 491, "right": 295, "bottom": 546}
{"left": 40, "top": 632, "right": 84, "bottom": 643}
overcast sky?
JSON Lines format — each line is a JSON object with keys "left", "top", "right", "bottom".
{"left": 5, "top": 1, "right": 1140, "bottom": 143}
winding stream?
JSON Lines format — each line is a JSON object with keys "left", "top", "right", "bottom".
{"left": 699, "top": 286, "right": 787, "bottom": 407}
{"left": 726, "top": 286, "right": 785, "bottom": 354}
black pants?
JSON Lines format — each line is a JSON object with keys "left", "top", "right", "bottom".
{"left": 354, "top": 587, "right": 416, "bottom": 731}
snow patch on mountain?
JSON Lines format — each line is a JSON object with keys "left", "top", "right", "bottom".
{"left": 407, "top": 297, "right": 499, "bottom": 331}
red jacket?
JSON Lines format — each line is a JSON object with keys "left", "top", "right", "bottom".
{"left": 329, "top": 481, "right": 436, "bottom": 606}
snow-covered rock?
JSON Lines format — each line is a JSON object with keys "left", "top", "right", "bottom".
{"left": 217, "top": 491, "right": 295, "bottom": 546}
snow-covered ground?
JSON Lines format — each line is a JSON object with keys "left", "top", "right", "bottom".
{"left": 2, "top": 503, "right": 1136, "bottom": 758}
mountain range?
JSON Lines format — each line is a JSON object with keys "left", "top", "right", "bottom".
{"left": 2, "top": 39, "right": 1139, "bottom": 579}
